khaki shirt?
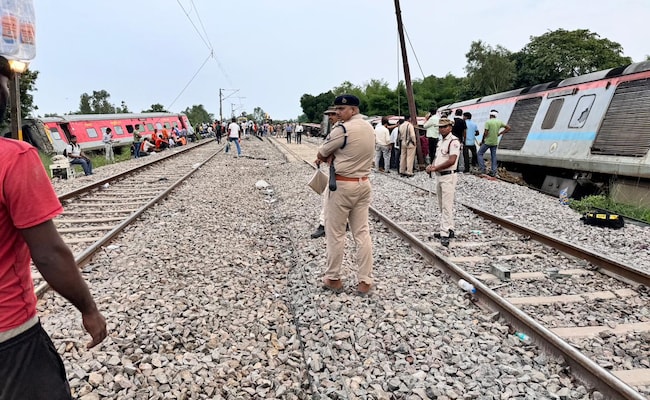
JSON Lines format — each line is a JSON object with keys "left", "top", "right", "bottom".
{"left": 318, "top": 114, "right": 374, "bottom": 178}
{"left": 398, "top": 122, "right": 416, "bottom": 148}
{"left": 434, "top": 133, "right": 461, "bottom": 172}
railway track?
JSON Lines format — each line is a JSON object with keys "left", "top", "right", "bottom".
{"left": 33, "top": 141, "right": 221, "bottom": 297}
{"left": 272, "top": 136, "right": 650, "bottom": 399}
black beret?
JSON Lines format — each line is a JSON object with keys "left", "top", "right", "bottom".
{"left": 333, "top": 94, "right": 360, "bottom": 107}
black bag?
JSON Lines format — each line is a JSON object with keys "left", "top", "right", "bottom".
{"left": 580, "top": 211, "right": 625, "bottom": 229}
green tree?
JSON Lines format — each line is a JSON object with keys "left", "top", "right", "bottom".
{"left": 364, "top": 79, "right": 397, "bottom": 116}
{"left": 513, "top": 29, "right": 632, "bottom": 88}
{"left": 299, "top": 91, "right": 335, "bottom": 122}
{"left": 1, "top": 68, "right": 39, "bottom": 131}
{"left": 116, "top": 101, "right": 130, "bottom": 113}
{"left": 412, "top": 74, "right": 466, "bottom": 113}
{"left": 251, "top": 106, "right": 266, "bottom": 122}
{"left": 143, "top": 103, "right": 168, "bottom": 113}
{"left": 183, "top": 104, "right": 213, "bottom": 128}
{"left": 77, "top": 90, "right": 121, "bottom": 114}
{"left": 331, "top": 81, "right": 367, "bottom": 113}
{"left": 464, "top": 40, "right": 515, "bottom": 96}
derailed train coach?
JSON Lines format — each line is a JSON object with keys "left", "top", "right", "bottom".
{"left": 440, "top": 61, "right": 650, "bottom": 206}
{"left": 21, "top": 112, "right": 194, "bottom": 155}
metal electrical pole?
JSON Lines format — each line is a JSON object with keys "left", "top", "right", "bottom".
{"left": 220, "top": 88, "right": 239, "bottom": 122}
{"left": 394, "top": 0, "right": 424, "bottom": 168}
{"left": 219, "top": 88, "right": 223, "bottom": 122}
{"left": 9, "top": 72, "right": 21, "bottom": 140}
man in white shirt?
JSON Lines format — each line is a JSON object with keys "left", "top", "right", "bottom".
{"left": 102, "top": 128, "right": 114, "bottom": 162}
{"left": 389, "top": 119, "right": 403, "bottom": 171}
{"left": 374, "top": 117, "right": 392, "bottom": 173}
{"left": 295, "top": 123, "right": 304, "bottom": 144}
{"left": 65, "top": 135, "right": 93, "bottom": 175}
{"left": 226, "top": 117, "right": 242, "bottom": 157}
{"left": 422, "top": 107, "right": 439, "bottom": 163}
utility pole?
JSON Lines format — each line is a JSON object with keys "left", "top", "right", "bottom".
{"left": 394, "top": 0, "right": 424, "bottom": 168}
{"left": 220, "top": 88, "right": 239, "bottom": 122}
{"left": 219, "top": 88, "right": 222, "bottom": 122}
{"left": 9, "top": 71, "right": 21, "bottom": 140}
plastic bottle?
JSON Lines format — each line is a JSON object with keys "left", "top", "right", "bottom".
{"left": 515, "top": 332, "right": 531, "bottom": 344}
{"left": 16, "top": 0, "right": 35, "bottom": 60}
{"left": 0, "top": 0, "right": 19, "bottom": 56}
{"left": 458, "top": 279, "right": 476, "bottom": 294}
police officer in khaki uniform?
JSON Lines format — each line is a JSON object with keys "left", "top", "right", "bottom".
{"left": 425, "top": 118, "right": 460, "bottom": 247}
{"left": 311, "top": 107, "right": 340, "bottom": 239}
{"left": 398, "top": 115, "right": 417, "bottom": 177}
{"left": 316, "top": 94, "right": 375, "bottom": 294}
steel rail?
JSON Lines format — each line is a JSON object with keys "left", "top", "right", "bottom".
{"left": 35, "top": 145, "right": 221, "bottom": 298}
{"left": 465, "top": 204, "right": 650, "bottom": 288}
{"left": 275, "top": 138, "right": 647, "bottom": 397}
{"left": 58, "top": 139, "right": 213, "bottom": 201}
{"left": 369, "top": 205, "right": 647, "bottom": 400}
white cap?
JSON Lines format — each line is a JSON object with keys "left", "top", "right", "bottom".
{"left": 489, "top": 110, "right": 499, "bottom": 117}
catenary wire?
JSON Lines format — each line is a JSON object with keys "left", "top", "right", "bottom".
{"left": 167, "top": 52, "right": 212, "bottom": 110}
{"left": 175, "top": 0, "right": 212, "bottom": 51}
{"left": 404, "top": 26, "right": 426, "bottom": 80}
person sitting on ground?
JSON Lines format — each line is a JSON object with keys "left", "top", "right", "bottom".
{"left": 140, "top": 138, "right": 155, "bottom": 155}
{"left": 154, "top": 134, "right": 169, "bottom": 150}
{"left": 65, "top": 135, "right": 93, "bottom": 176}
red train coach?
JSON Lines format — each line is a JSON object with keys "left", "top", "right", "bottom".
{"left": 26, "top": 112, "right": 194, "bottom": 155}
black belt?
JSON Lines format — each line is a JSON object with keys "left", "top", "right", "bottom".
{"left": 436, "top": 170, "right": 456, "bottom": 176}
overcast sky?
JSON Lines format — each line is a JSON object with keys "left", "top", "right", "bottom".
{"left": 30, "top": 0, "right": 648, "bottom": 121}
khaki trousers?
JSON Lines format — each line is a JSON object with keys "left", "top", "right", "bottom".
{"left": 324, "top": 180, "right": 373, "bottom": 284}
{"left": 319, "top": 186, "right": 328, "bottom": 226}
{"left": 436, "top": 174, "right": 457, "bottom": 236}
{"left": 399, "top": 145, "right": 416, "bottom": 175}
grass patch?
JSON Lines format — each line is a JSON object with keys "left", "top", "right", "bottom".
{"left": 570, "top": 195, "right": 650, "bottom": 224}
{"left": 40, "top": 148, "right": 133, "bottom": 176}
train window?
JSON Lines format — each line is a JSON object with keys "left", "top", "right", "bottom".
{"left": 48, "top": 127, "right": 62, "bottom": 140}
{"left": 86, "top": 128, "right": 98, "bottom": 138}
{"left": 155, "top": 122, "right": 163, "bottom": 130}
{"left": 173, "top": 121, "right": 179, "bottom": 128}
{"left": 125, "top": 125, "right": 134, "bottom": 134}
{"left": 146, "top": 123, "right": 154, "bottom": 131}
{"left": 569, "top": 95, "right": 596, "bottom": 128}
{"left": 114, "top": 126, "right": 125, "bottom": 135}
{"left": 163, "top": 122, "right": 171, "bottom": 129}
{"left": 541, "top": 99, "right": 564, "bottom": 129}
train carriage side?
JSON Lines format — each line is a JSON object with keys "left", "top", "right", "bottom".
{"left": 499, "top": 68, "right": 650, "bottom": 178}
{"left": 37, "top": 113, "right": 194, "bottom": 155}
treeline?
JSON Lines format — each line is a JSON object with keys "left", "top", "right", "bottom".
{"left": 299, "top": 29, "right": 636, "bottom": 122}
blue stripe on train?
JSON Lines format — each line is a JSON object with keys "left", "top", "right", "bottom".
{"left": 525, "top": 132, "right": 597, "bottom": 141}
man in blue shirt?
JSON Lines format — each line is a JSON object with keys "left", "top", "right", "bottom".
{"left": 462, "top": 112, "right": 479, "bottom": 173}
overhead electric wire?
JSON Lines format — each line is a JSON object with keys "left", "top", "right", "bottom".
{"left": 175, "top": 0, "right": 211, "bottom": 51}
{"left": 172, "top": 0, "right": 234, "bottom": 107}
{"left": 167, "top": 53, "right": 212, "bottom": 110}
{"left": 404, "top": 26, "right": 426, "bottom": 80}
{"left": 189, "top": 0, "right": 214, "bottom": 51}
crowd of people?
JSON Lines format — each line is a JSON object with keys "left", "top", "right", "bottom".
{"left": 312, "top": 95, "right": 512, "bottom": 299}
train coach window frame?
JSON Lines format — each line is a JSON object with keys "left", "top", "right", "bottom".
{"left": 146, "top": 123, "right": 154, "bottom": 132}
{"left": 163, "top": 122, "right": 171, "bottom": 129}
{"left": 86, "top": 128, "right": 98, "bottom": 138}
{"left": 114, "top": 126, "right": 125, "bottom": 135}
{"left": 568, "top": 94, "right": 596, "bottom": 129}
{"left": 155, "top": 122, "right": 163, "bottom": 130}
{"left": 48, "top": 127, "right": 62, "bottom": 140}
{"left": 541, "top": 98, "right": 564, "bottom": 129}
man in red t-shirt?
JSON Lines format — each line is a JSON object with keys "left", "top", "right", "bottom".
{"left": 0, "top": 57, "right": 107, "bottom": 400}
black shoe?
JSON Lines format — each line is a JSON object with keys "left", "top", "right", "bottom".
{"left": 311, "top": 224, "right": 325, "bottom": 239}
{"left": 433, "top": 230, "right": 454, "bottom": 239}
